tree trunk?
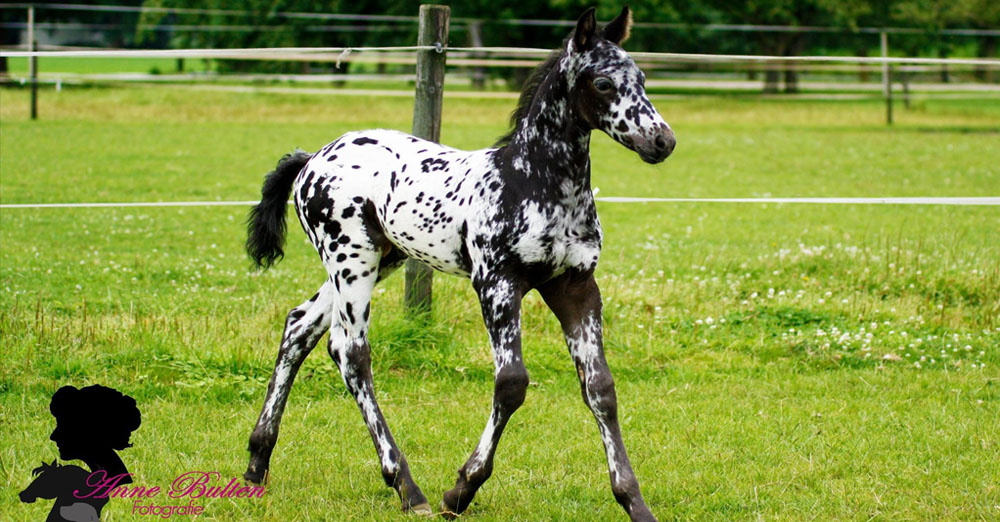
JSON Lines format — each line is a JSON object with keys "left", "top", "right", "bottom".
{"left": 975, "top": 36, "right": 996, "bottom": 83}
{"left": 938, "top": 45, "right": 950, "bottom": 83}
{"left": 760, "top": 37, "right": 783, "bottom": 94}
{"left": 856, "top": 47, "right": 869, "bottom": 83}
{"left": 784, "top": 35, "right": 805, "bottom": 93}
{"left": 468, "top": 21, "right": 486, "bottom": 90}
{"left": 764, "top": 69, "right": 781, "bottom": 93}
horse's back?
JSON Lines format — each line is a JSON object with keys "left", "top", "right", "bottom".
{"left": 296, "top": 129, "right": 497, "bottom": 278}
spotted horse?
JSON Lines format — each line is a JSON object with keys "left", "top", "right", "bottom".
{"left": 243, "top": 7, "right": 675, "bottom": 521}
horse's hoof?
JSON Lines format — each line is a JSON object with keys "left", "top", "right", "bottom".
{"left": 439, "top": 501, "right": 459, "bottom": 520}
{"left": 408, "top": 502, "right": 433, "bottom": 516}
{"left": 243, "top": 468, "right": 268, "bottom": 485}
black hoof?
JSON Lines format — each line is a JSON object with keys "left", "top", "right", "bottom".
{"left": 407, "top": 502, "right": 433, "bottom": 516}
{"left": 441, "top": 487, "right": 473, "bottom": 518}
{"left": 243, "top": 468, "right": 268, "bottom": 485}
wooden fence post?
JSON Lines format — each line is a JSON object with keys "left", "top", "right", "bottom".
{"left": 28, "top": 5, "right": 38, "bottom": 120}
{"left": 405, "top": 4, "right": 449, "bottom": 315}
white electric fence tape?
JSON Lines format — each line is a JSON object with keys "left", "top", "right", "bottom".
{"left": 2, "top": 197, "right": 998, "bottom": 209}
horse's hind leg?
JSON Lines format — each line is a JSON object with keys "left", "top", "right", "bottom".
{"left": 539, "top": 271, "right": 657, "bottom": 522}
{"left": 442, "top": 275, "right": 528, "bottom": 517}
{"left": 327, "top": 249, "right": 431, "bottom": 515}
{"left": 245, "top": 282, "right": 334, "bottom": 484}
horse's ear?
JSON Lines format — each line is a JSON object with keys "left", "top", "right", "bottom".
{"left": 572, "top": 7, "right": 598, "bottom": 52}
{"left": 602, "top": 6, "right": 632, "bottom": 46}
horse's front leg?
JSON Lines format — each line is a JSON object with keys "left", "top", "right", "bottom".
{"left": 539, "top": 270, "right": 657, "bottom": 522}
{"left": 442, "top": 275, "right": 528, "bottom": 517}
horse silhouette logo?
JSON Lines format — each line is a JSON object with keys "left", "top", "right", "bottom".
{"left": 18, "top": 385, "right": 141, "bottom": 522}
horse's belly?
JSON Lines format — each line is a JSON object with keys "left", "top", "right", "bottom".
{"left": 376, "top": 176, "right": 473, "bottom": 278}
{"left": 382, "top": 217, "right": 470, "bottom": 277}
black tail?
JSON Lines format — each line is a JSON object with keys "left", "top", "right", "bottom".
{"left": 246, "top": 150, "right": 312, "bottom": 269}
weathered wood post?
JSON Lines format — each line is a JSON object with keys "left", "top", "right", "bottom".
{"left": 28, "top": 5, "right": 38, "bottom": 120}
{"left": 405, "top": 4, "right": 449, "bottom": 315}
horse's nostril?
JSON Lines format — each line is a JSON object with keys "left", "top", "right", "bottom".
{"left": 655, "top": 135, "right": 666, "bottom": 149}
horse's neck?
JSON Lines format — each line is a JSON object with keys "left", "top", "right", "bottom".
{"left": 503, "top": 70, "right": 592, "bottom": 203}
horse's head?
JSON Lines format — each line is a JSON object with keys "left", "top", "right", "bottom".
{"left": 20, "top": 460, "right": 63, "bottom": 502}
{"left": 565, "top": 7, "right": 675, "bottom": 164}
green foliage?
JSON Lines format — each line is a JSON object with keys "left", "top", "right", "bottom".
{"left": 115, "top": 1, "right": 999, "bottom": 81}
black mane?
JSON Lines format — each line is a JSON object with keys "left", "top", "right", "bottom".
{"left": 494, "top": 44, "right": 566, "bottom": 148}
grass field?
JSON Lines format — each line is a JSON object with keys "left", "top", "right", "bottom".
{"left": 1, "top": 84, "right": 999, "bottom": 521}
{"left": 5, "top": 56, "right": 212, "bottom": 75}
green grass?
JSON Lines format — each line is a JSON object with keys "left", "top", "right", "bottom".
{"left": 1, "top": 85, "right": 999, "bottom": 521}
{"left": 5, "top": 56, "right": 212, "bottom": 75}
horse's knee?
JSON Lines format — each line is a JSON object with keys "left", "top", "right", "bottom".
{"left": 494, "top": 363, "right": 529, "bottom": 412}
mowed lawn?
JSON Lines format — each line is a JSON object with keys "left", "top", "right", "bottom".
{"left": 1, "top": 86, "right": 998, "bottom": 521}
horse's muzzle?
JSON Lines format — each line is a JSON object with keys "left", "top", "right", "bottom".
{"left": 638, "top": 127, "right": 675, "bottom": 164}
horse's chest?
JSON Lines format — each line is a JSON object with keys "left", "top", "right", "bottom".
{"left": 511, "top": 202, "right": 601, "bottom": 272}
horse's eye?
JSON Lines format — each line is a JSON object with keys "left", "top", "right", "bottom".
{"left": 593, "top": 77, "right": 614, "bottom": 93}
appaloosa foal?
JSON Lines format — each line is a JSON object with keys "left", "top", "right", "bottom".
{"left": 244, "top": 7, "right": 674, "bottom": 521}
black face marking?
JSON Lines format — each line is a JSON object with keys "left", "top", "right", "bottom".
{"left": 353, "top": 137, "right": 379, "bottom": 146}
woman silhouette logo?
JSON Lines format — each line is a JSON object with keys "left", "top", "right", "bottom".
{"left": 19, "top": 385, "right": 142, "bottom": 522}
